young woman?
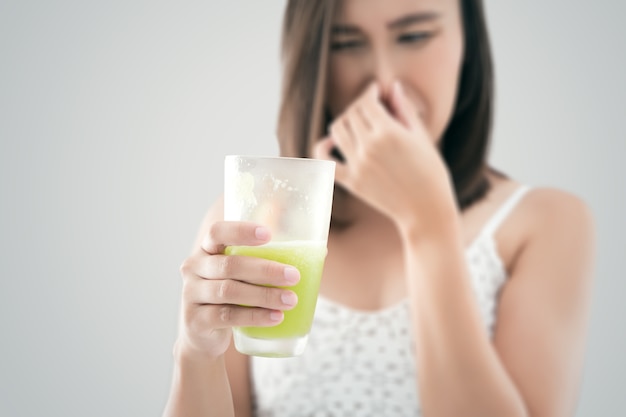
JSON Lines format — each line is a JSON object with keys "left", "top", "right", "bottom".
{"left": 164, "top": 0, "right": 594, "bottom": 416}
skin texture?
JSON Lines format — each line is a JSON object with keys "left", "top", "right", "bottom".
{"left": 163, "top": 1, "right": 594, "bottom": 416}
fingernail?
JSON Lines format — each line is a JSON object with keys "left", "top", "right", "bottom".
{"left": 270, "top": 311, "right": 284, "bottom": 322}
{"left": 284, "top": 267, "right": 300, "bottom": 284}
{"left": 281, "top": 291, "right": 298, "bottom": 307}
{"left": 255, "top": 227, "right": 270, "bottom": 241}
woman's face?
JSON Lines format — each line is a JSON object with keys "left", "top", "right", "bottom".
{"left": 326, "top": 0, "right": 464, "bottom": 143}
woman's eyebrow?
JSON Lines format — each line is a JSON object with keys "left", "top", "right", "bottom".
{"left": 388, "top": 12, "right": 440, "bottom": 29}
{"left": 331, "top": 24, "right": 361, "bottom": 36}
{"left": 331, "top": 12, "right": 440, "bottom": 35}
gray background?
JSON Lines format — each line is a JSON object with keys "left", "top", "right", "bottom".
{"left": 0, "top": 1, "right": 623, "bottom": 416}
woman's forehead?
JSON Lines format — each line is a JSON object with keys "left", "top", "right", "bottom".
{"left": 334, "top": 0, "right": 458, "bottom": 25}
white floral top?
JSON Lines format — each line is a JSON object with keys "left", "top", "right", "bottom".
{"left": 250, "top": 186, "right": 532, "bottom": 417}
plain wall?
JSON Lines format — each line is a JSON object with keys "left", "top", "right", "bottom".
{"left": 0, "top": 1, "right": 624, "bottom": 416}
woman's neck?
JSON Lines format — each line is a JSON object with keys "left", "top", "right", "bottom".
{"left": 330, "top": 189, "right": 395, "bottom": 234}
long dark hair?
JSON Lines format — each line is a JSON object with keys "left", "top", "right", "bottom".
{"left": 277, "top": 0, "right": 495, "bottom": 211}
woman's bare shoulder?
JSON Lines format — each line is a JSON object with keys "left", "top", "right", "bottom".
{"left": 489, "top": 173, "right": 590, "bottom": 215}
{"left": 521, "top": 187, "right": 593, "bottom": 233}
{"left": 488, "top": 175, "right": 594, "bottom": 272}
{"left": 488, "top": 170, "right": 592, "bottom": 233}
{"left": 510, "top": 185, "right": 595, "bottom": 275}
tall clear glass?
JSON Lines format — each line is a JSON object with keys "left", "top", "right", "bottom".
{"left": 223, "top": 156, "right": 335, "bottom": 357}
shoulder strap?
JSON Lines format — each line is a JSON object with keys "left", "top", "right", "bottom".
{"left": 479, "top": 185, "right": 532, "bottom": 238}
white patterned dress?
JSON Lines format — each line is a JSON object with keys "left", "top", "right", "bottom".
{"left": 250, "top": 186, "right": 532, "bottom": 417}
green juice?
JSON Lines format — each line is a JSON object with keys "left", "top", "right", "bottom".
{"left": 225, "top": 241, "right": 327, "bottom": 339}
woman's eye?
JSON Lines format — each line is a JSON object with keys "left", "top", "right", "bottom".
{"left": 398, "top": 32, "right": 432, "bottom": 44}
{"left": 330, "top": 40, "right": 365, "bottom": 52}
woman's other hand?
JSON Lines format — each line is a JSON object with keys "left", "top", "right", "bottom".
{"left": 315, "top": 81, "right": 457, "bottom": 235}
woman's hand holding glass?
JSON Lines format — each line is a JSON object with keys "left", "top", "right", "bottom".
{"left": 176, "top": 221, "right": 300, "bottom": 359}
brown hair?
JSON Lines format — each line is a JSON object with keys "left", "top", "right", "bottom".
{"left": 277, "top": 0, "right": 495, "bottom": 211}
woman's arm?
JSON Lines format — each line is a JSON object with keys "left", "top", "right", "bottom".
{"left": 492, "top": 190, "right": 594, "bottom": 416}
{"left": 163, "top": 344, "right": 235, "bottom": 417}
{"left": 400, "top": 189, "right": 594, "bottom": 417}
{"left": 315, "top": 81, "right": 594, "bottom": 416}
{"left": 164, "top": 200, "right": 235, "bottom": 417}
{"left": 163, "top": 198, "right": 257, "bottom": 417}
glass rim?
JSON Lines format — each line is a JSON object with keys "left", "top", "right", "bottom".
{"left": 225, "top": 155, "right": 335, "bottom": 167}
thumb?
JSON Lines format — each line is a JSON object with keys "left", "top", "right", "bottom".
{"left": 313, "top": 137, "right": 349, "bottom": 186}
{"left": 388, "top": 81, "right": 420, "bottom": 131}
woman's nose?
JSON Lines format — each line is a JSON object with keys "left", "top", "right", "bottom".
{"left": 370, "top": 50, "right": 397, "bottom": 98}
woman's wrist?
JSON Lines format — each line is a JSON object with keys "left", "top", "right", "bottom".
{"left": 396, "top": 192, "right": 461, "bottom": 247}
{"left": 165, "top": 339, "right": 234, "bottom": 417}
{"left": 173, "top": 338, "right": 224, "bottom": 367}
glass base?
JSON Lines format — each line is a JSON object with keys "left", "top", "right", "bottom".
{"left": 233, "top": 330, "right": 309, "bottom": 358}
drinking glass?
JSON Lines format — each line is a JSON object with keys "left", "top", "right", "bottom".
{"left": 224, "top": 155, "right": 335, "bottom": 357}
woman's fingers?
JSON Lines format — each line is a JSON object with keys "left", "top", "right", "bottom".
{"left": 344, "top": 83, "right": 380, "bottom": 137}
{"left": 186, "top": 304, "right": 284, "bottom": 331}
{"left": 201, "top": 221, "right": 271, "bottom": 255}
{"left": 388, "top": 80, "right": 420, "bottom": 131}
{"left": 179, "top": 249, "right": 299, "bottom": 332}
{"left": 186, "top": 278, "right": 298, "bottom": 311}
{"left": 177, "top": 219, "right": 304, "bottom": 355}
{"left": 346, "top": 104, "right": 371, "bottom": 140}
{"left": 360, "top": 88, "right": 395, "bottom": 130}
{"left": 329, "top": 117, "right": 357, "bottom": 158}
{"left": 195, "top": 254, "right": 300, "bottom": 286}
{"left": 328, "top": 84, "right": 379, "bottom": 156}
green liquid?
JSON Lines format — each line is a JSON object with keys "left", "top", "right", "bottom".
{"left": 225, "top": 241, "right": 327, "bottom": 339}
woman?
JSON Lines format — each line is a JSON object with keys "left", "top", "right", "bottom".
{"left": 164, "top": 0, "right": 594, "bottom": 416}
